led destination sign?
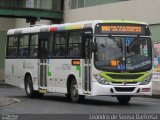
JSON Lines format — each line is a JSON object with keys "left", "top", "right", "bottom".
{"left": 95, "top": 23, "right": 150, "bottom": 36}
{"left": 101, "top": 25, "right": 142, "bottom": 33}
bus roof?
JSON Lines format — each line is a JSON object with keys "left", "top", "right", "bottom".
{"left": 7, "top": 20, "right": 148, "bottom": 35}
{"left": 7, "top": 25, "right": 50, "bottom": 35}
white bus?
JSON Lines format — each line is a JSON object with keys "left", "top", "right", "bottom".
{"left": 5, "top": 20, "right": 153, "bottom": 104}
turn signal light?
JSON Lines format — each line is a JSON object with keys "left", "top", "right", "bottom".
{"left": 72, "top": 60, "right": 80, "bottom": 65}
{"left": 142, "top": 88, "right": 150, "bottom": 92}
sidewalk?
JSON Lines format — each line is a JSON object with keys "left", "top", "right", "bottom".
{"left": 0, "top": 97, "right": 21, "bottom": 107}
{"left": 0, "top": 80, "right": 5, "bottom": 84}
{"left": 0, "top": 81, "right": 21, "bottom": 107}
{"left": 0, "top": 81, "right": 12, "bottom": 88}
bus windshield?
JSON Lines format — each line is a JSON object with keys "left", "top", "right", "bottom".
{"left": 94, "top": 36, "right": 152, "bottom": 72}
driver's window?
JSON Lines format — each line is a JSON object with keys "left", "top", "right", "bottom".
{"left": 140, "top": 39, "right": 148, "bottom": 57}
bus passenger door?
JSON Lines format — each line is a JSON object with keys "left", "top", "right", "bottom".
{"left": 38, "top": 33, "right": 49, "bottom": 92}
{"left": 83, "top": 28, "right": 92, "bottom": 94}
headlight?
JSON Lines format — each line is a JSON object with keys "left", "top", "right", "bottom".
{"left": 139, "top": 74, "right": 152, "bottom": 85}
{"left": 94, "top": 74, "right": 110, "bottom": 85}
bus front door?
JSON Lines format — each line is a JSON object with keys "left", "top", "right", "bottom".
{"left": 84, "top": 36, "right": 92, "bottom": 93}
{"left": 38, "top": 36, "right": 49, "bottom": 93}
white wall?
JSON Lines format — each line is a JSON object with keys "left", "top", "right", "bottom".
{"left": 0, "top": 18, "right": 15, "bottom": 31}
{"left": 64, "top": 0, "right": 160, "bottom": 24}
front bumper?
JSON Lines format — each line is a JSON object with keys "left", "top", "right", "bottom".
{"left": 92, "top": 81, "right": 152, "bottom": 96}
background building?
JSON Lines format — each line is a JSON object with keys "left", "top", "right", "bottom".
{"left": 0, "top": 0, "right": 63, "bottom": 80}
{"left": 64, "top": 0, "right": 160, "bottom": 42}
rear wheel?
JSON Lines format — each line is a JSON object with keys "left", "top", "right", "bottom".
{"left": 117, "top": 96, "right": 131, "bottom": 105}
{"left": 25, "top": 75, "right": 44, "bottom": 98}
{"left": 68, "top": 79, "right": 85, "bottom": 103}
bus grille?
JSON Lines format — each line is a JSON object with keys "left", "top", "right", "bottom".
{"left": 100, "top": 72, "right": 148, "bottom": 84}
{"left": 112, "top": 82, "right": 137, "bottom": 84}
{"left": 115, "top": 87, "right": 135, "bottom": 92}
{"left": 107, "top": 74, "right": 143, "bottom": 79}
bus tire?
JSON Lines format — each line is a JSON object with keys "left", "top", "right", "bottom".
{"left": 69, "top": 79, "right": 85, "bottom": 103}
{"left": 25, "top": 75, "right": 35, "bottom": 98}
{"left": 117, "top": 96, "right": 131, "bottom": 105}
{"left": 25, "top": 75, "right": 44, "bottom": 98}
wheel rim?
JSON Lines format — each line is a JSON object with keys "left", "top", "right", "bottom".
{"left": 71, "top": 84, "right": 78, "bottom": 98}
{"left": 26, "top": 82, "right": 31, "bottom": 94}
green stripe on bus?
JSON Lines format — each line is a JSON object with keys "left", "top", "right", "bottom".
{"left": 47, "top": 66, "right": 52, "bottom": 77}
{"left": 76, "top": 66, "right": 81, "bottom": 78}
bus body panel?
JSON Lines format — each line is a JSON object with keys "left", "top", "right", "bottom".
{"left": 5, "top": 59, "right": 39, "bottom": 90}
{"left": 92, "top": 81, "right": 152, "bottom": 96}
{"left": 5, "top": 20, "right": 153, "bottom": 101}
{"left": 90, "top": 60, "right": 152, "bottom": 96}
{"left": 47, "top": 59, "right": 83, "bottom": 94}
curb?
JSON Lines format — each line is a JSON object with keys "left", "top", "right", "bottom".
{"left": 0, "top": 97, "right": 21, "bottom": 107}
{"left": 142, "top": 95, "right": 160, "bottom": 99}
{"left": 0, "top": 82, "right": 14, "bottom": 88}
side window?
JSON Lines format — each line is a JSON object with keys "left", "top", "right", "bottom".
{"left": 19, "top": 35, "right": 29, "bottom": 57}
{"left": 7, "top": 36, "right": 18, "bottom": 57}
{"left": 68, "top": 31, "right": 82, "bottom": 57}
{"left": 53, "top": 32, "right": 67, "bottom": 57}
{"left": 30, "top": 34, "right": 38, "bottom": 57}
{"left": 48, "top": 33, "right": 54, "bottom": 57}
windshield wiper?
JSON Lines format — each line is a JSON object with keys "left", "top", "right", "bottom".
{"left": 128, "top": 36, "right": 140, "bottom": 50}
{"left": 108, "top": 35, "right": 121, "bottom": 48}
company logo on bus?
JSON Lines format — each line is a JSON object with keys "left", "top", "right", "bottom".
{"left": 122, "top": 81, "right": 127, "bottom": 85}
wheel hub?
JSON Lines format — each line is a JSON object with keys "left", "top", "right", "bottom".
{"left": 72, "top": 85, "right": 78, "bottom": 97}
{"left": 26, "top": 83, "right": 31, "bottom": 94}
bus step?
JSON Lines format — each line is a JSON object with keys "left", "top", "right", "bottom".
{"left": 39, "top": 89, "right": 47, "bottom": 93}
{"left": 83, "top": 91, "right": 91, "bottom": 95}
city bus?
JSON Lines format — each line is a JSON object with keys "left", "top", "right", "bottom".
{"left": 5, "top": 20, "right": 153, "bottom": 104}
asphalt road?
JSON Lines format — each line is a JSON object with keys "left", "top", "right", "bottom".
{"left": 0, "top": 84, "right": 160, "bottom": 116}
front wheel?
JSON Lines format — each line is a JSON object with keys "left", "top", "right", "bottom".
{"left": 69, "top": 79, "right": 85, "bottom": 103}
{"left": 117, "top": 96, "right": 131, "bottom": 105}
